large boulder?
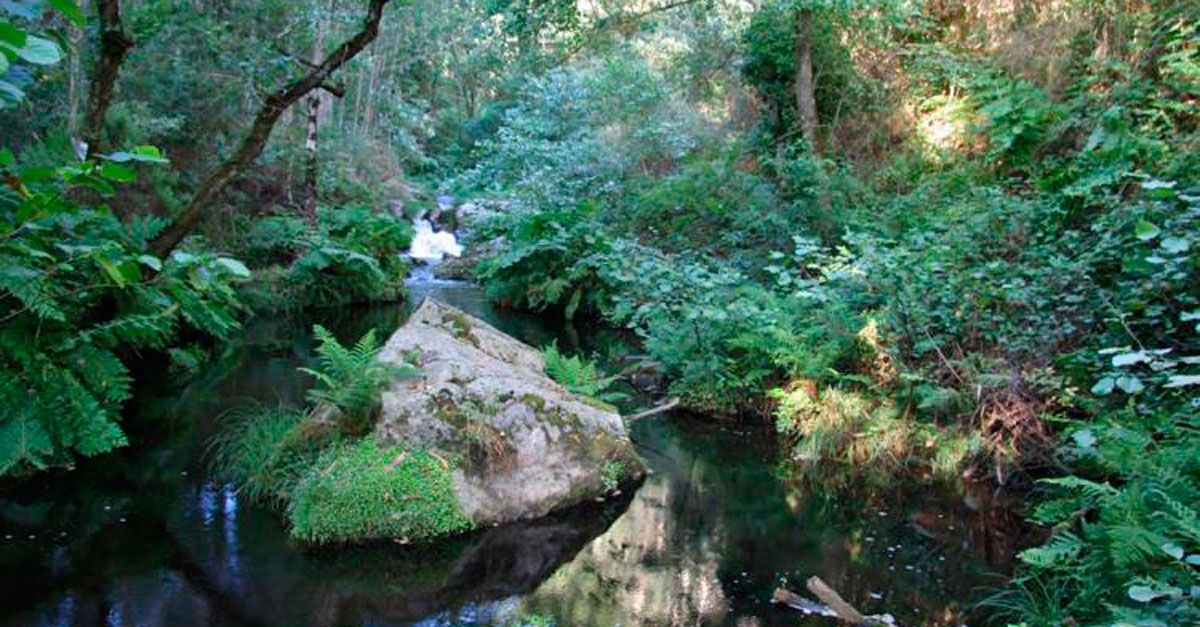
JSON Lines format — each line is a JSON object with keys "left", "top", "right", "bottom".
{"left": 375, "top": 298, "right": 643, "bottom": 528}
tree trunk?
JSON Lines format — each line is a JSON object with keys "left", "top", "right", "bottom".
{"left": 301, "top": 3, "right": 331, "bottom": 224}
{"left": 301, "top": 94, "right": 321, "bottom": 223}
{"left": 794, "top": 6, "right": 818, "bottom": 154}
{"left": 81, "top": 0, "right": 134, "bottom": 157}
{"left": 148, "top": 0, "right": 392, "bottom": 259}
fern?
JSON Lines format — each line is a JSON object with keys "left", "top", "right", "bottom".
{"left": 0, "top": 148, "right": 250, "bottom": 477}
{"left": 542, "top": 342, "right": 625, "bottom": 403}
{"left": 299, "top": 325, "right": 412, "bottom": 434}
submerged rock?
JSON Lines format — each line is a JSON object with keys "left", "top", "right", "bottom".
{"left": 376, "top": 298, "right": 643, "bottom": 530}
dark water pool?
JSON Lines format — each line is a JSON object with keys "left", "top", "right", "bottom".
{"left": 0, "top": 281, "right": 1027, "bottom": 626}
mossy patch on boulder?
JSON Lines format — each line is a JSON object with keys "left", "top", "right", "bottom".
{"left": 288, "top": 439, "right": 472, "bottom": 544}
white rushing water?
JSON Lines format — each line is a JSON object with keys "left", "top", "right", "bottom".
{"left": 408, "top": 218, "right": 463, "bottom": 262}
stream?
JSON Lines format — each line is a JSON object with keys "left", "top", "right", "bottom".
{"left": 0, "top": 273, "right": 1028, "bottom": 626}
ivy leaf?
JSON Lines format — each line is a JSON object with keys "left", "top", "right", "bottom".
{"left": 1129, "top": 583, "right": 1181, "bottom": 603}
{"left": 1164, "top": 375, "right": 1200, "bottom": 388}
{"left": 1134, "top": 220, "right": 1161, "bottom": 241}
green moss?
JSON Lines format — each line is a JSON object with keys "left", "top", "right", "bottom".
{"left": 578, "top": 395, "right": 618, "bottom": 413}
{"left": 288, "top": 439, "right": 471, "bottom": 544}
{"left": 520, "top": 392, "right": 547, "bottom": 413}
{"left": 441, "top": 311, "right": 481, "bottom": 347}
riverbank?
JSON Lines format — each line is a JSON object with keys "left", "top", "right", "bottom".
{"left": 0, "top": 282, "right": 1023, "bottom": 626}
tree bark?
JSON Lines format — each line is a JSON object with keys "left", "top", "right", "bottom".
{"left": 81, "top": 0, "right": 134, "bottom": 157}
{"left": 149, "top": 0, "right": 391, "bottom": 258}
{"left": 301, "top": 93, "right": 321, "bottom": 223}
{"left": 794, "top": 6, "right": 818, "bottom": 154}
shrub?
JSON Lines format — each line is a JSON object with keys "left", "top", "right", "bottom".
{"left": 287, "top": 439, "right": 471, "bottom": 544}
{"left": 0, "top": 148, "right": 248, "bottom": 477}
{"left": 477, "top": 204, "right": 615, "bottom": 318}
{"left": 233, "top": 204, "right": 413, "bottom": 310}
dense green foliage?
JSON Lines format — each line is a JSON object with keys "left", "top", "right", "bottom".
{"left": 232, "top": 205, "right": 413, "bottom": 311}
{"left": 5, "top": 0, "right": 1200, "bottom": 622}
{"left": 0, "top": 143, "right": 248, "bottom": 476}
{"left": 452, "top": 2, "right": 1199, "bottom": 623}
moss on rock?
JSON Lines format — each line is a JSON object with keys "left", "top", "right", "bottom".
{"left": 288, "top": 439, "right": 472, "bottom": 544}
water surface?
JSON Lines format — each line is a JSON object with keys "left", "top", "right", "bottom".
{"left": 0, "top": 282, "right": 1025, "bottom": 626}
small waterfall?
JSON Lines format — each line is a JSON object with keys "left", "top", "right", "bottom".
{"left": 408, "top": 218, "right": 463, "bottom": 262}
{"left": 406, "top": 217, "right": 463, "bottom": 285}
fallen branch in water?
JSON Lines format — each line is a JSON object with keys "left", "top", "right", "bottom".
{"left": 771, "top": 577, "right": 897, "bottom": 626}
{"left": 625, "top": 398, "right": 680, "bottom": 421}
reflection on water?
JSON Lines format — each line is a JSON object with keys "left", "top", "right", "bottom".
{"left": 0, "top": 286, "right": 1029, "bottom": 626}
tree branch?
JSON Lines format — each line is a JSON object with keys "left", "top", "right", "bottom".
{"left": 81, "top": 0, "right": 134, "bottom": 157}
{"left": 555, "top": 0, "right": 702, "bottom": 66}
{"left": 148, "top": 0, "right": 390, "bottom": 258}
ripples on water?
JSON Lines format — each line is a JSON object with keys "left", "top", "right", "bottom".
{"left": 0, "top": 282, "right": 1031, "bottom": 626}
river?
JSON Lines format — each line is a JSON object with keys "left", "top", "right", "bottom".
{"left": 0, "top": 277, "right": 1027, "bottom": 626}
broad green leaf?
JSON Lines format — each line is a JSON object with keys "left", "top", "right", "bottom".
{"left": 1161, "top": 237, "right": 1190, "bottom": 254}
{"left": 1134, "top": 220, "right": 1161, "bottom": 241}
{"left": 103, "top": 151, "right": 133, "bottom": 163}
{"left": 1115, "top": 375, "right": 1144, "bottom": 394}
{"left": 1128, "top": 585, "right": 1163, "bottom": 603}
{"left": 216, "top": 257, "right": 251, "bottom": 279}
{"left": 130, "top": 145, "right": 169, "bottom": 163}
{"left": 137, "top": 255, "right": 163, "bottom": 272}
{"left": 1164, "top": 375, "right": 1200, "bottom": 388}
{"left": 0, "top": 50, "right": 8, "bottom": 75}
{"left": 0, "top": 147, "right": 12, "bottom": 167}
{"left": 0, "top": 22, "right": 26, "bottom": 47}
{"left": 1112, "top": 351, "right": 1148, "bottom": 367}
{"left": 0, "top": 79, "right": 24, "bottom": 105}
{"left": 100, "top": 162, "right": 136, "bottom": 183}
{"left": 1090, "top": 377, "right": 1115, "bottom": 395}
{"left": 12, "top": 36, "right": 61, "bottom": 65}
{"left": 48, "top": 0, "right": 85, "bottom": 26}
{"left": 19, "top": 165, "right": 55, "bottom": 183}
